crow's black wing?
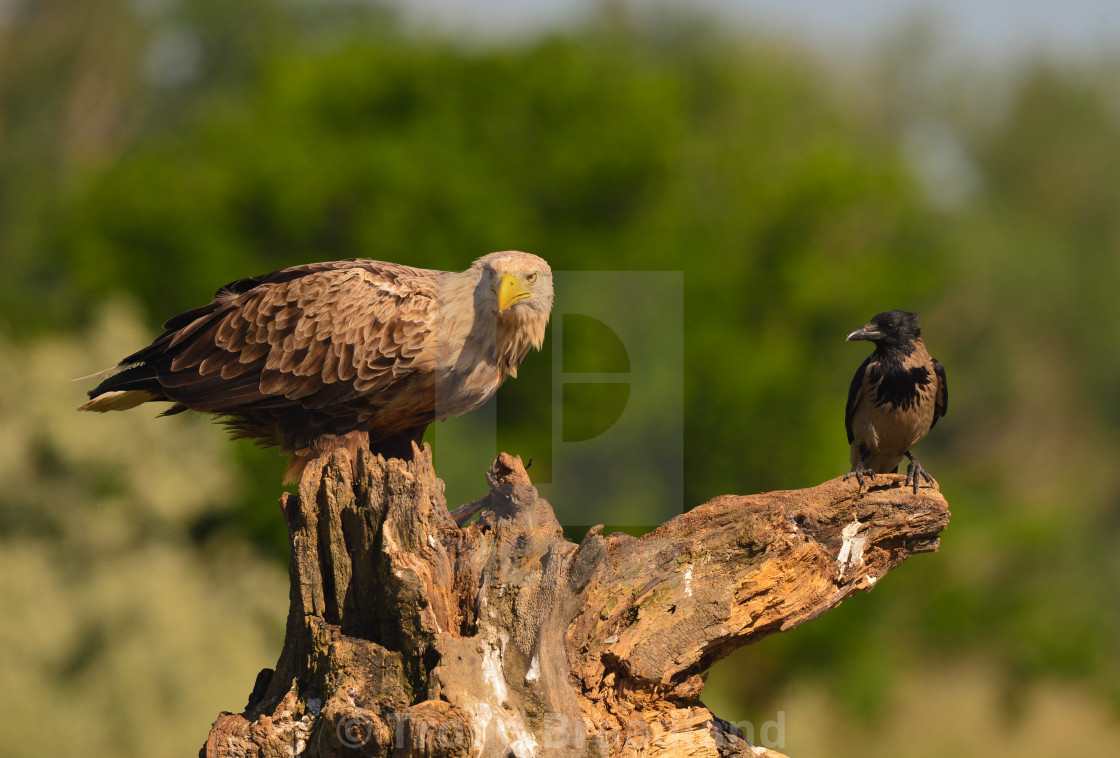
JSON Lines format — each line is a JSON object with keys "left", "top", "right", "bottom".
{"left": 845, "top": 356, "right": 871, "bottom": 445}
{"left": 930, "top": 357, "right": 948, "bottom": 429}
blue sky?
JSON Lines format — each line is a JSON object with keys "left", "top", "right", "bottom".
{"left": 391, "top": 0, "right": 1120, "bottom": 61}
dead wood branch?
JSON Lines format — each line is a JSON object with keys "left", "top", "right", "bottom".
{"left": 203, "top": 448, "right": 949, "bottom": 758}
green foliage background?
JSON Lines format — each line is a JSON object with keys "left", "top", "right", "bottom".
{"left": 2, "top": 1, "right": 1119, "bottom": 755}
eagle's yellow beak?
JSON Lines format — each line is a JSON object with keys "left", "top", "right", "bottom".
{"left": 497, "top": 272, "right": 531, "bottom": 314}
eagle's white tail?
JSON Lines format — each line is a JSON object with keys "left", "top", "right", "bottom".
{"left": 77, "top": 390, "right": 160, "bottom": 412}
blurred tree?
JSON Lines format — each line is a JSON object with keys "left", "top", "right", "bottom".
{"left": 0, "top": 304, "right": 286, "bottom": 757}
{"left": 0, "top": 0, "right": 147, "bottom": 332}
{"left": 52, "top": 11, "right": 938, "bottom": 523}
{"left": 2, "top": 1, "right": 1119, "bottom": 756}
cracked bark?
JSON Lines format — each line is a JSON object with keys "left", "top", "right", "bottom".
{"left": 202, "top": 446, "right": 950, "bottom": 758}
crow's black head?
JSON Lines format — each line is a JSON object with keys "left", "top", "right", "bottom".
{"left": 846, "top": 310, "right": 922, "bottom": 350}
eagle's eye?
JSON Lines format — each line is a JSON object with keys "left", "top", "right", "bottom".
{"left": 526, "top": 273, "right": 538, "bottom": 285}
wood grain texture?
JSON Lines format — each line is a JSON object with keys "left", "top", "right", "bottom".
{"left": 203, "top": 450, "right": 949, "bottom": 757}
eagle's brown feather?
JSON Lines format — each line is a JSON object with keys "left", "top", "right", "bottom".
{"left": 79, "top": 252, "right": 553, "bottom": 482}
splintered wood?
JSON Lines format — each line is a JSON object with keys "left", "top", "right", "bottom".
{"left": 203, "top": 448, "right": 949, "bottom": 757}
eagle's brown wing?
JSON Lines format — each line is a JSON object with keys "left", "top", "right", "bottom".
{"left": 132, "top": 260, "right": 441, "bottom": 417}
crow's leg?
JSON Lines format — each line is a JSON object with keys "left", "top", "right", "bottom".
{"left": 904, "top": 452, "right": 935, "bottom": 494}
{"left": 843, "top": 460, "right": 875, "bottom": 495}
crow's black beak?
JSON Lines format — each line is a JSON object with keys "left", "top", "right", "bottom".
{"left": 846, "top": 324, "right": 881, "bottom": 342}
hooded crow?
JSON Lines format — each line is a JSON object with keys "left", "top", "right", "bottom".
{"left": 843, "top": 310, "right": 947, "bottom": 494}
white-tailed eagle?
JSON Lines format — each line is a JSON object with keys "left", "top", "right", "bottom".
{"left": 79, "top": 251, "right": 553, "bottom": 482}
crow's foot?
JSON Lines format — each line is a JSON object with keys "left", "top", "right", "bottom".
{"left": 904, "top": 452, "right": 935, "bottom": 494}
{"left": 843, "top": 461, "right": 875, "bottom": 496}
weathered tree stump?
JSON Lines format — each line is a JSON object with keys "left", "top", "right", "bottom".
{"left": 203, "top": 446, "right": 949, "bottom": 758}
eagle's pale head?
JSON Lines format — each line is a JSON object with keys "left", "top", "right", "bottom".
{"left": 473, "top": 250, "right": 554, "bottom": 318}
